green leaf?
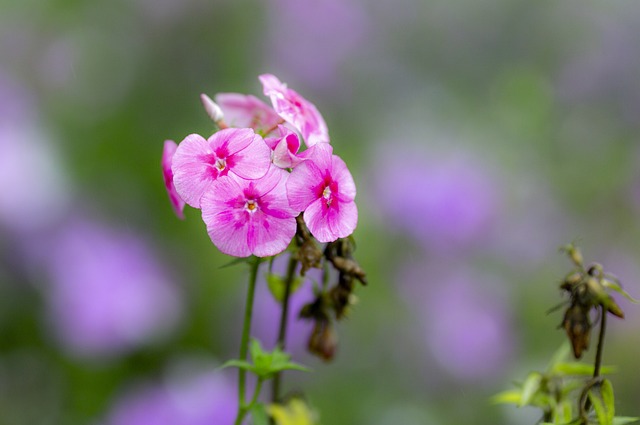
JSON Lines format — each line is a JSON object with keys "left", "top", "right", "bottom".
{"left": 520, "top": 372, "right": 542, "bottom": 407}
{"left": 551, "top": 362, "right": 617, "bottom": 376}
{"left": 251, "top": 403, "right": 270, "bottom": 425}
{"left": 602, "top": 379, "right": 615, "bottom": 422}
{"left": 246, "top": 339, "right": 311, "bottom": 379}
{"left": 219, "top": 257, "right": 252, "bottom": 269}
{"left": 613, "top": 417, "right": 640, "bottom": 425}
{"left": 219, "top": 359, "right": 255, "bottom": 372}
{"left": 547, "top": 342, "right": 571, "bottom": 371}
{"left": 589, "top": 380, "right": 614, "bottom": 425}
{"left": 491, "top": 390, "right": 521, "bottom": 405}
{"left": 554, "top": 400, "right": 573, "bottom": 424}
{"left": 602, "top": 279, "right": 640, "bottom": 304}
{"left": 266, "top": 273, "right": 304, "bottom": 303}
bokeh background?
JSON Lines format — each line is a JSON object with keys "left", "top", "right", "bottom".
{"left": 2, "top": 0, "right": 640, "bottom": 424}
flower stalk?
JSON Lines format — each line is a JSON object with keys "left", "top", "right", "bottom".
{"left": 272, "top": 255, "right": 299, "bottom": 402}
{"left": 234, "top": 256, "right": 261, "bottom": 425}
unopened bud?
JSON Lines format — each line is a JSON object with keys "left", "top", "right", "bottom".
{"left": 200, "top": 93, "right": 225, "bottom": 123}
{"left": 561, "top": 303, "right": 591, "bottom": 359}
{"left": 308, "top": 320, "right": 337, "bottom": 362}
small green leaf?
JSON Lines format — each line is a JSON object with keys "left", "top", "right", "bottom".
{"left": 251, "top": 403, "right": 270, "bottom": 425}
{"left": 554, "top": 400, "right": 572, "bottom": 423}
{"left": 520, "top": 372, "right": 542, "bottom": 407}
{"left": 602, "top": 279, "right": 640, "bottom": 304}
{"left": 589, "top": 381, "right": 614, "bottom": 425}
{"left": 547, "top": 342, "right": 571, "bottom": 371}
{"left": 266, "top": 273, "right": 304, "bottom": 303}
{"left": 219, "top": 257, "right": 252, "bottom": 269}
{"left": 612, "top": 417, "right": 640, "bottom": 425}
{"left": 490, "top": 390, "right": 521, "bottom": 405}
{"left": 219, "top": 359, "right": 255, "bottom": 372}
{"left": 602, "top": 379, "right": 615, "bottom": 421}
{"left": 551, "top": 362, "right": 617, "bottom": 376}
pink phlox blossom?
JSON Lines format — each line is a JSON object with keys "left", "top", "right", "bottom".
{"left": 214, "top": 92, "right": 283, "bottom": 135}
{"left": 286, "top": 143, "right": 357, "bottom": 243}
{"left": 264, "top": 125, "right": 304, "bottom": 169}
{"left": 259, "top": 73, "right": 329, "bottom": 147}
{"left": 201, "top": 167, "right": 297, "bottom": 258}
{"left": 162, "top": 140, "right": 186, "bottom": 219}
{"left": 172, "top": 128, "right": 271, "bottom": 208}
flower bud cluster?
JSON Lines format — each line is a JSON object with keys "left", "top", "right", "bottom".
{"left": 162, "top": 74, "right": 358, "bottom": 258}
{"left": 558, "top": 244, "right": 626, "bottom": 359}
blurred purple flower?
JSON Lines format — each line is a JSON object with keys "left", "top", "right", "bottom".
{"left": 400, "top": 263, "right": 513, "bottom": 381}
{"left": 0, "top": 71, "right": 70, "bottom": 236}
{"left": 106, "top": 362, "right": 236, "bottom": 425}
{"left": 43, "top": 217, "right": 182, "bottom": 358}
{"left": 369, "top": 147, "right": 501, "bottom": 253}
{"left": 265, "top": 0, "right": 370, "bottom": 88}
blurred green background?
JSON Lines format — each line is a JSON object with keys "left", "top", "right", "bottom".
{"left": 1, "top": 0, "right": 640, "bottom": 424}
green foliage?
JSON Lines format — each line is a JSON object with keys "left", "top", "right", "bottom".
{"left": 222, "top": 339, "right": 310, "bottom": 380}
{"left": 251, "top": 403, "right": 270, "bottom": 425}
{"left": 588, "top": 379, "right": 614, "bottom": 425}
{"left": 493, "top": 343, "right": 628, "bottom": 424}
{"left": 266, "top": 273, "right": 305, "bottom": 303}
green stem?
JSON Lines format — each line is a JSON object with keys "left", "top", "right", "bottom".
{"left": 271, "top": 255, "right": 298, "bottom": 403}
{"left": 581, "top": 306, "right": 608, "bottom": 418}
{"left": 593, "top": 306, "right": 607, "bottom": 379}
{"left": 234, "top": 257, "right": 261, "bottom": 425}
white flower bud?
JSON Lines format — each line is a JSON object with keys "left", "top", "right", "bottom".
{"left": 200, "top": 93, "right": 224, "bottom": 123}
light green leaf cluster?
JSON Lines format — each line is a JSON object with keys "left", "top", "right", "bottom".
{"left": 493, "top": 343, "right": 638, "bottom": 424}
{"left": 222, "top": 339, "right": 310, "bottom": 380}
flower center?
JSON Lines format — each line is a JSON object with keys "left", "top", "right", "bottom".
{"left": 215, "top": 157, "right": 227, "bottom": 171}
{"left": 322, "top": 186, "right": 332, "bottom": 207}
{"left": 244, "top": 199, "right": 258, "bottom": 213}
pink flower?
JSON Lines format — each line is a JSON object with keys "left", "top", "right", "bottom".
{"left": 287, "top": 143, "right": 357, "bottom": 243}
{"left": 259, "top": 73, "right": 329, "bottom": 147}
{"left": 201, "top": 167, "right": 297, "bottom": 257}
{"left": 215, "top": 92, "right": 283, "bottom": 135}
{"left": 172, "top": 128, "right": 271, "bottom": 208}
{"left": 264, "top": 125, "right": 303, "bottom": 169}
{"left": 162, "top": 140, "right": 186, "bottom": 219}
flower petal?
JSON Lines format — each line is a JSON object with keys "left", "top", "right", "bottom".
{"left": 211, "top": 127, "right": 257, "bottom": 156}
{"left": 331, "top": 154, "right": 356, "bottom": 201}
{"left": 162, "top": 140, "right": 186, "bottom": 219}
{"left": 247, "top": 212, "right": 296, "bottom": 257}
{"left": 201, "top": 177, "right": 252, "bottom": 257}
{"left": 259, "top": 73, "right": 329, "bottom": 147}
{"left": 304, "top": 199, "right": 358, "bottom": 243}
{"left": 214, "top": 92, "right": 281, "bottom": 132}
{"left": 228, "top": 133, "right": 272, "bottom": 180}
{"left": 172, "top": 134, "right": 217, "bottom": 208}
{"left": 286, "top": 160, "right": 323, "bottom": 212}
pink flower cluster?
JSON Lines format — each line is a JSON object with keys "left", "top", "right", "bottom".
{"left": 162, "top": 74, "right": 357, "bottom": 257}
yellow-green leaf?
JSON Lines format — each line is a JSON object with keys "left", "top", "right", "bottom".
{"left": 491, "top": 390, "right": 521, "bottom": 405}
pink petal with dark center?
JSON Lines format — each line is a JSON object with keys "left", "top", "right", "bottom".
{"left": 304, "top": 198, "right": 357, "bottom": 243}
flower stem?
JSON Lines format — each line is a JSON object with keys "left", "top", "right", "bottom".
{"left": 581, "top": 305, "right": 608, "bottom": 418}
{"left": 271, "top": 255, "right": 298, "bottom": 402}
{"left": 234, "top": 256, "right": 261, "bottom": 425}
{"left": 593, "top": 305, "right": 607, "bottom": 379}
